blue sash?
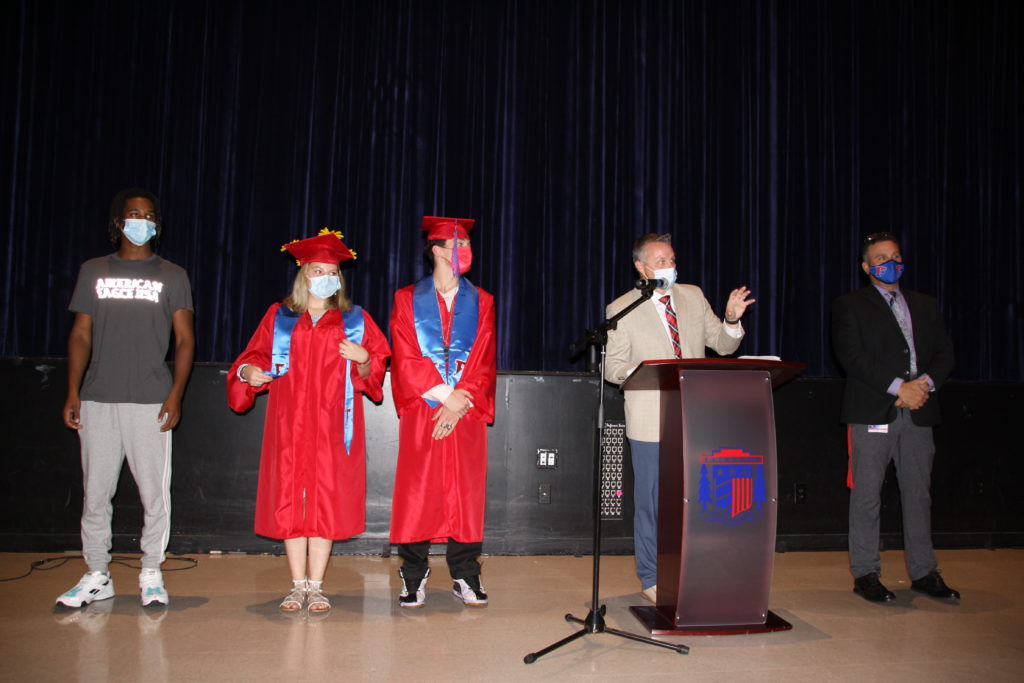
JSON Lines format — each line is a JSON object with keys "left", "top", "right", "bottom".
{"left": 340, "top": 306, "right": 365, "bottom": 454}
{"left": 412, "top": 277, "right": 478, "bottom": 408}
{"left": 270, "top": 304, "right": 365, "bottom": 454}
{"left": 270, "top": 307, "right": 301, "bottom": 377}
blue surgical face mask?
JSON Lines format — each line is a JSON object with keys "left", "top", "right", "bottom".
{"left": 653, "top": 267, "right": 677, "bottom": 290}
{"left": 123, "top": 219, "right": 157, "bottom": 246}
{"left": 308, "top": 273, "right": 341, "bottom": 299}
{"left": 868, "top": 259, "right": 904, "bottom": 284}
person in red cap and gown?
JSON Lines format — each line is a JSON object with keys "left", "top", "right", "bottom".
{"left": 228, "top": 229, "right": 390, "bottom": 613}
{"left": 389, "top": 216, "right": 497, "bottom": 608}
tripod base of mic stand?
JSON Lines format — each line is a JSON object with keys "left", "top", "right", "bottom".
{"left": 523, "top": 604, "right": 689, "bottom": 663}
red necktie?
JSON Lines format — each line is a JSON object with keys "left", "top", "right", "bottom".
{"left": 660, "top": 294, "right": 682, "bottom": 359}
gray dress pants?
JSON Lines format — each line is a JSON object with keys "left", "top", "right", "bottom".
{"left": 848, "top": 408, "right": 937, "bottom": 581}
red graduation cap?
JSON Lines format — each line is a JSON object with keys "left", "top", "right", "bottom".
{"left": 421, "top": 215, "right": 476, "bottom": 240}
{"left": 281, "top": 228, "right": 356, "bottom": 265}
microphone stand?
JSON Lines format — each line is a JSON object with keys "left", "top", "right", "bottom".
{"left": 525, "top": 283, "right": 688, "bottom": 663}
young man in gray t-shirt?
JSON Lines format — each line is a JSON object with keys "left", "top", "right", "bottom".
{"left": 57, "top": 188, "right": 195, "bottom": 609}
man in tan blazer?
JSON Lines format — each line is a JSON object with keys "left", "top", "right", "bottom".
{"left": 605, "top": 233, "right": 755, "bottom": 603}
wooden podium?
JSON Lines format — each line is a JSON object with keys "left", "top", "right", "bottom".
{"left": 624, "top": 358, "right": 804, "bottom": 635}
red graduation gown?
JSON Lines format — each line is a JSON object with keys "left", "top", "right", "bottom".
{"left": 227, "top": 303, "right": 389, "bottom": 540}
{"left": 388, "top": 283, "right": 497, "bottom": 544}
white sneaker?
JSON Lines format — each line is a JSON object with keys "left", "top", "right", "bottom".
{"left": 139, "top": 568, "right": 169, "bottom": 606}
{"left": 56, "top": 571, "right": 114, "bottom": 608}
{"left": 452, "top": 575, "right": 488, "bottom": 607}
{"left": 398, "top": 568, "right": 429, "bottom": 608}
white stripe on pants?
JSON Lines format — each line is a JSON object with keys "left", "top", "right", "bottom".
{"left": 79, "top": 401, "right": 172, "bottom": 571}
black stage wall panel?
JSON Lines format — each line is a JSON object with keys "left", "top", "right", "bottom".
{"left": 1, "top": 359, "right": 1021, "bottom": 555}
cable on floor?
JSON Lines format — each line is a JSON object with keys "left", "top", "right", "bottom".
{"left": 0, "top": 554, "right": 198, "bottom": 582}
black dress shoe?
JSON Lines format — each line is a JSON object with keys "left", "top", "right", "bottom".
{"left": 911, "top": 571, "right": 960, "bottom": 600}
{"left": 853, "top": 573, "right": 896, "bottom": 603}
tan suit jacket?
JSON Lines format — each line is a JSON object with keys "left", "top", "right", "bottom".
{"left": 605, "top": 284, "right": 743, "bottom": 441}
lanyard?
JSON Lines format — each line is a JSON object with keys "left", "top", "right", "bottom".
{"left": 436, "top": 288, "right": 457, "bottom": 373}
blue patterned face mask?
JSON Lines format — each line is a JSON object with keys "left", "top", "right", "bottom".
{"left": 869, "top": 259, "right": 904, "bottom": 284}
{"left": 308, "top": 273, "right": 341, "bottom": 299}
{"left": 123, "top": 219, "right": 156, "bottom": 246}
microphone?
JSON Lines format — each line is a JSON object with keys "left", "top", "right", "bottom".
{"left": 635, "top": 278, "right": 670, "bottom": 291}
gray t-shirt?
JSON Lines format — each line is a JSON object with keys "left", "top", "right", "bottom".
{"left": 69, "top": 253, "right": 194, "bottom": 403}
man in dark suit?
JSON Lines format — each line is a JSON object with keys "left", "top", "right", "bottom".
{"left": 832, "top": 232, "right": 958, "bottom": 603}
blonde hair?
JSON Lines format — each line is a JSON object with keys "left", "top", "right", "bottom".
{"left": 284, "top": 263, "right": 352, "bottom": 313}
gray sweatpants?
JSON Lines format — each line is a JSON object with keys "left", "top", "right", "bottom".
{"left": 79, "top": 401, "right": 172, "bottom": 572}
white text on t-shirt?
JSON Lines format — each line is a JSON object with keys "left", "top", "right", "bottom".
{"left": 94, "top": 277, "right": 164, "bottom": 303}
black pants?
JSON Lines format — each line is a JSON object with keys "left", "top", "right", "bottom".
{"left": 398, "top": 538, "right": 481, "bottom": 583}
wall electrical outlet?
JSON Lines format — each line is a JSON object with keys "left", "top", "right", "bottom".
{"left": 793, "top": 483, "right": 807, "bottom": 503}
{"left": 538, "top": 483, "right": 551, "bottom": 504}
{"left": 536, "top": 448, "right": 558, "bottom": 469}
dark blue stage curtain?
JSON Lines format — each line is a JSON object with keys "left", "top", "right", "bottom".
{"left": 1, "top": 1, "right": 1020, "bottom": 378}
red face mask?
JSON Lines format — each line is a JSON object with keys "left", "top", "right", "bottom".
{"left": 456, "top": 245, "right": 471, "bottom": 274}
{"left": 453, "top": 245, "right": 473, "bottom": 275}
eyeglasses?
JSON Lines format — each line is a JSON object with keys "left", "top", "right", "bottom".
{"left": 862, "top": 232, "right": 898, "bottom": 245}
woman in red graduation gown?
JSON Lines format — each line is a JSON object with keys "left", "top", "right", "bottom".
{"left": 389, "top": 216, "right": 497, "bottom": 608}
{"left": 228, "top": 229, "right": 389, "bottom": 612}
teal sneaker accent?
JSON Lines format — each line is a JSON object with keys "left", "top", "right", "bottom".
{"left": 139, "top": 569, "right": 169, "bottom": 606}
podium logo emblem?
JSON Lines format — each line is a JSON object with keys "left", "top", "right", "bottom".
{"left": 698, "top": 448, "right": 766, "bottom": 526}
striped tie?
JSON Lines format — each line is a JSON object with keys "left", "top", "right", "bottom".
{"left": 660, "top": 294, "right": 682, "bottom": 359}
{"left": 888, "top": 291, "right": 917, "bottom": 376}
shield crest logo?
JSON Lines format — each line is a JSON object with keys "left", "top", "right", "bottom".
{"left": 697, "top": 448, "right": 766, "bottom": 526}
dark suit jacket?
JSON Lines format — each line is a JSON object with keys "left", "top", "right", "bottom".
{"left": 832, "top": 285, "right": 954, "bottom": 426}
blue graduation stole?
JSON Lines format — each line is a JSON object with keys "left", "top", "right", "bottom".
{"left": 270, "top": 304, "right": 365, "bottom": 454}
{"left": 340, "top": 306, "right": 365, "bottom": 454}
{"left": 269, "top": 307, "right": 301, "bottom": 378}
{"left": 412, "top": 276, "right": 479, "bottom": 408}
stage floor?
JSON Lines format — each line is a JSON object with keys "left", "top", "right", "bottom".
{"left": 1, "top": 549, "right": 1022, "bottom": 681}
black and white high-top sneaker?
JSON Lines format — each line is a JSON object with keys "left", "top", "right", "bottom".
{"left": 452, "top": 575, "right": 488, "bottom": 607}
{"left": 399, "top": 567, "right": 429, "bottom": 608}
